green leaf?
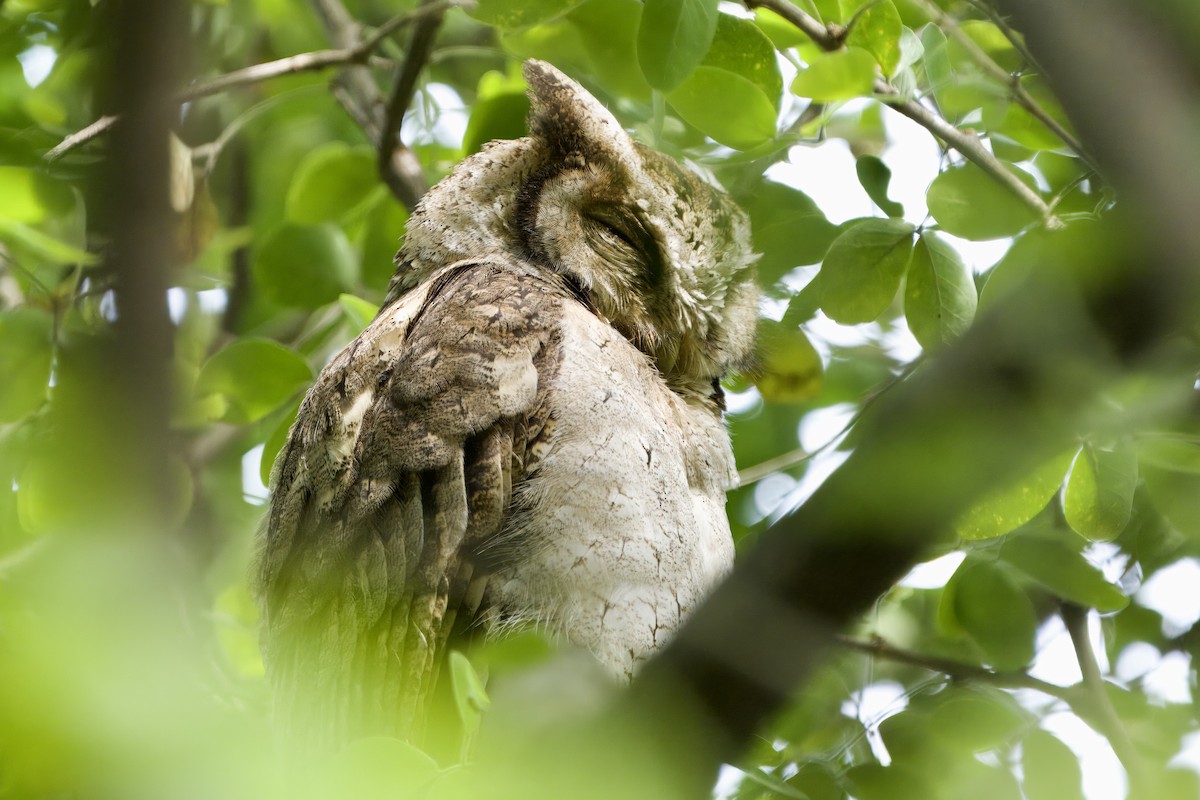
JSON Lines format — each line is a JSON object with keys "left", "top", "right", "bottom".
{"left": 260, "top": 399, "right": 301, "bottom": 486}
{"left": 753, "top": 7, "right": 808, "bottom": 48}
{"left": 359, "top": 196, "right": 408, "bottom": 293}
{"left": 462, "top": 91, "right": 530, "bottom": 155}
{"left": 197, "top": 339, "right": 313, "bottom": 424}
{"left": 855, "top": 155, "right": 904, "bottom": 217}
{"left": 791, "top": 47, "right": 877, "bottom": 101}
{"left": 742, "top": 181, "right": 839, "bottom": 283}
{"left": 953, "top": 560, "right": 1037, "bottom": 669}
{"left": 0, "top": 307, "right": 53, "bottom": 423}
{"left": 816, "top": 218, "right": 915, "bottom": 324}
{"left": 339, "top": 293, "right": 379, "bottom": 334}
{"left": 904, "top": 232, "right": 977, "bottom": 349}
{"left": 956, "top": 451, "right": 1073, "bottom": 540}
{"left": 666, "top": 66, "right": 777, "bottom": 150}
{"left": 636, "top": 0, "right": 720, "bottom": 91}
{"left": 213, "top": 584, "right": 265, "bottom": 678}
{"left": 1000, "top": 534, "right": 1129, "bottom": 612}
{"left": 469, "top": 0, "right": 585, "bottom": 30}
{"left": 665, "top": 15, "right": 781, "bottom": 149}
{"left": 449, "top": 650, "right": 491, "bottom": 742}
{"left": 252, "top": 222, "right": 358, "bottom": 309}
{"left": 927, "top": 163, "right": 1039, "bottom": 240}
{"left": 846, "top": 0, "right": 902, "bottom": 75}
{"left": 0, "top": 166, "right": 46, "bottom": 223}
{"left": 320, "top": 737, "right": 439, "bottom": 799}
{"left": 1139, "top": 436, "right": 1200, "bottom": 474}
{"left": 699, "top": 13, "right": 783, "bottom": 104}
{"left": 1022, "top": 730, "right": 1084, "bottom": 800}
{"left": 754, "top": 321, "right": 824, "bottom": 403}
{"left": 930, "top": 688, "right": 1031, "bottom": 752}
{"left": 1142, "top": 463, "right": 1200, "bottom": 536}
{"left": 1063, "top": 442, "right": 1137, "bottom": 541}
{"left": 285, "top": 143, "right": 378, "bottom": 225}
{"left": 0, "top": 218, "right": 97, "bottom": 265}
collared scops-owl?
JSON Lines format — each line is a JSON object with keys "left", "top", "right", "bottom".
{"left": 257, "top": 60, "right": 758, "bottom": 749}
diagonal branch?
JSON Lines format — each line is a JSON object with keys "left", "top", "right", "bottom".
{"left": 838, "top": 635, "right": 1078, "bottom": 703}
{"left": 909, "top": 0, "right": 1096, "bottom": 173}
{"left": 744, "top": 0, "right": 1059, "bottom": 228}
{"left": 45, "top": 0, "right": 459, "bottom": 179}
{"left": 1062, "top": 604, "right": 1147, "bottom": 791}
{"left": 376, "top": 0, "right": 447, "bottom": 210}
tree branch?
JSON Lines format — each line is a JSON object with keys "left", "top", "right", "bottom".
{"left": 838, "top": 635, "right": 1078, "bottom": 703}
{"left": 45, "top": 0, "right": 461, "bottom": 167}
{"left": 376, "top": 0, "right": 446, "bottom": 210}
{"left": 910, "top": 0, "right": 1096, "bottom": 172}
{"left": 743, "top": 0, "right": 1060, "bottom": 227}
{"left": 1062, "top": 604, "right": 1147, "bottom": 791}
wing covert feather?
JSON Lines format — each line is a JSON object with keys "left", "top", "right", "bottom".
{"left": 257, "top": 261, "right": 562, "bottom": 748}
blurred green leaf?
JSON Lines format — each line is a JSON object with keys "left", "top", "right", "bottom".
{"left": 339, "top": 293, "right": 380, "bottom": 334}
{"left": 0, "top": 218, "right": 96, "bottom": 265}
{"left": 260, "top": 399, "right": 301, "bottom": 486}
{"left": 846, "top": 0, "right": 902, "bottom": 75}
{"left": 956, "top": 450, "right": 1073, "bottom": 539}
{"left": 817, "top": 218, "right": 915, "bottom": 324}
{"left": 953, "top": 560, "right": 1037, "bottom": 669}
{"left": 469, "top": 0, "right": 584, "bottom": 29}
{"left": 666, "top": 66, "right": 777, "bottom": 149}
{"left": 252, "top": 222, "right": 357, "bottom": 309}
{"left": 755, "top": 321, "right": 824, "bottom": 403}
{"left": 197, "top": 339, "right": 312, "bottom": 424}
{"left": 1022, "top": 729, "right": 1084, "bottom": 800}
{"left": 742, "top": 181, "right": 839, "bottom": 283}
{"left": 0, "top": 307, "right": 53, "bottom": 423}
{"left": 636, "top": 0, "right": 720, "bottom": 91}
{"left": 855, "top": 155, "right": 904, "bottom": 217}
{"left": 904, "top": 231, "right": 977, "bottom": 349}
{"left": 927, "top": 163, "right": 1039, "bottom": 240}
{"left": 285, "top": 143, "right": 378, "bottom": 225}
{"left": 792, "top": 47, "right": 877, "bottom": 101}
{"left": 463, "top": 91, "right": 530, "bottom": 155}
{"left": 753, "top": 7, "right": 809, "bottom": 48}
{"left": 1000, "top": 533, "right": 1129, "bottom": 612}
{"left": 1063, "top": 442, "right": 1137, "bottom": 541}
{"left": 930, "top": 688, "right": 1031, "bottom": 752}
{"left": 0, "top": 166, "right": 46, "bottom": 222}
{"left": 665, "top": 15, "right": 781, "bottom": 149}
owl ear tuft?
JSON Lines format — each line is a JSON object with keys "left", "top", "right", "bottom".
{"left": 523, "top": 60, "right": 638, "bottom": 165}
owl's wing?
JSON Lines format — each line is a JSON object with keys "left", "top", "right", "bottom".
{"left": 257, "top": 261, "right": 561, "bottom": 750}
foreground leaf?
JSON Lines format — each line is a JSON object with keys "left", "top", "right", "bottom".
{"left": 904, "top": 231, "right": 977, "bottom": 349}
{"left": 817, "top": 218, "right": 914, "bottom": 324}
{"left": 956, "top": 451, "right": 1073, "bottom": 540}
{"left": 1063, "top": 442, "right": 1137, "bottom": 541}
{"left": 197, "top": 339, "right": 313, "bottom": 424}
{"left": 636, "top": 0, "right": 720, "bottom": 90}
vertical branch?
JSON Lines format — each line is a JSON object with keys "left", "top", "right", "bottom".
{"left": 377, "top": 0, "right": 445, "bottom": 209}
{"left": 99, "top": 0, "right": 189, "bottom": 522}
{"left": 1061, "top": 604, "right": 1147, "bottom": 793}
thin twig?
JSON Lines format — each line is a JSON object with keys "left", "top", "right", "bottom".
{"left": 746, "top": 0, "right": 844, "bottom": 50}
{"left": 962, "top": 0, "right": 1045, "bottom": 75}
{"left": 44, "top": 0, "right": 460, "bottom": 163}
{"left": 839, "top": 635, "right": 1078, "bottom": 703}
{"left": 910, "top": 0, "right": 1096, "bottom": 172}
{"left": 1061, "top": 604, "right": 1147, "bottom": 791}
{"left": 377, "top": 0, "right": 445, "bottom": 209}
{"left": 743, "top": 0, "right": 1060, "bottom": 228}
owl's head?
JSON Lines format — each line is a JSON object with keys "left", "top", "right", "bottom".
{"left": 394, "top": 60, "right": 758, "bottom": 392}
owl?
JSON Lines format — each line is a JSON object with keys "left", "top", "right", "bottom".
{"left": 257, "top": 60, "right": 758, "bottom": 751}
